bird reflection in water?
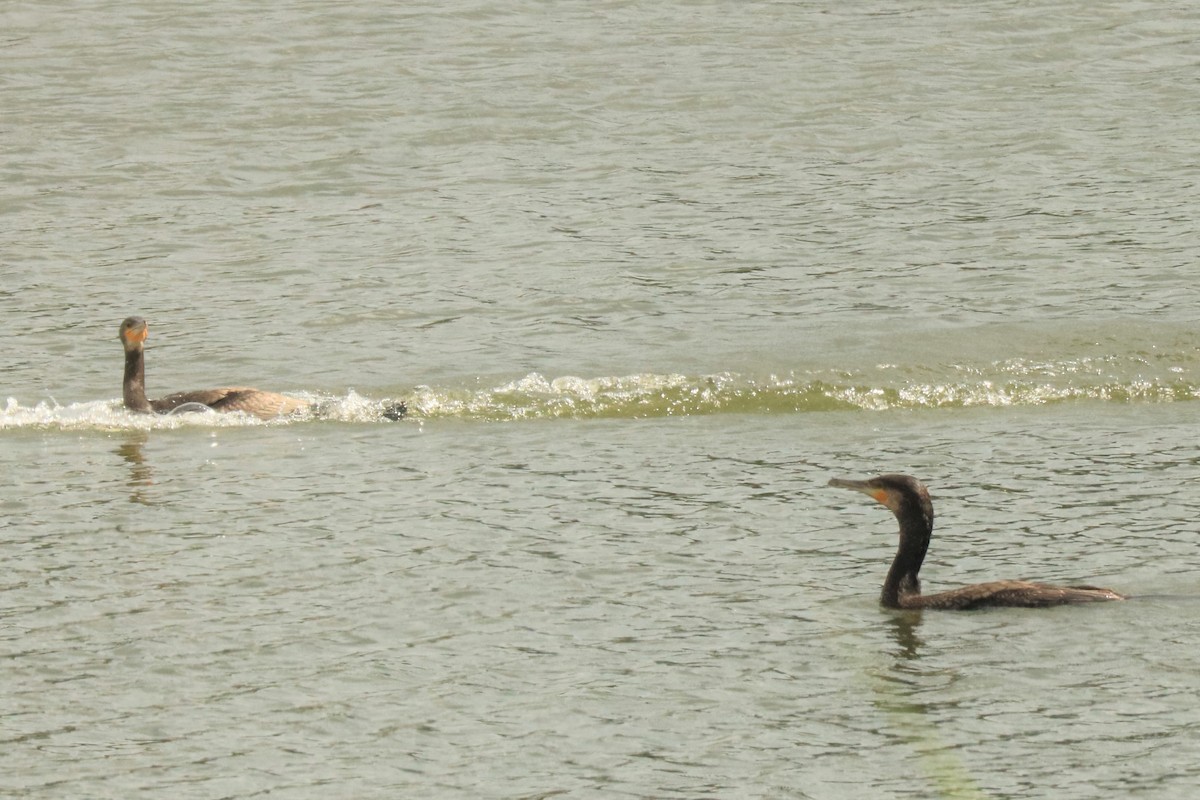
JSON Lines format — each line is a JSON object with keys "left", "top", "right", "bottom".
{"left": 115, "top": 431, "right": 155, "bottom": 505}
{"left": 873, "top": 613, "right": 987, "bottom": 797}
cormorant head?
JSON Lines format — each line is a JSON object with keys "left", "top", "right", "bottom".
{"left": 119, "top": 317, "right": 148, "bottom": 351}
{"left": 827, "top": 473, "right": 934, "bottom": 533}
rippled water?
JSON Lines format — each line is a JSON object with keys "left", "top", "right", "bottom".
{"left": 4, "top": 1, "right": 1200, "bottom": 798}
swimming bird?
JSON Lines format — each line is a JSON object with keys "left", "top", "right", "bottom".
{"left": 827, "top": 474, "right": 1126, "bottom": 610}
{"left": 119, "top": 316, "right": 310, "bottom": 420}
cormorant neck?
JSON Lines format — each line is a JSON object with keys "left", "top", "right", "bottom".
{"left": 123, "top": 346, "right": 152, "bottom": 413}
{"left": 881, "top": 504, "right": 932, "bottom": 609}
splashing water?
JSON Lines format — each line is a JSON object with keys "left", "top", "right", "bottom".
{"left": 4, "top": 353, "right": 1199, "bottom": 431}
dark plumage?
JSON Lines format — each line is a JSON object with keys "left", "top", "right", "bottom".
{"left": 827, "top": 474, "right": 1126, "bottom": 610}
{"left": 118, "top": 316, "right": 310, "bottom": 420}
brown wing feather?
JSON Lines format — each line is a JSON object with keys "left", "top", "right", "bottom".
{"left": 151, "top": 387, "right": 309, "bottom": 419}
{"left": 904, "top": 580, "right": 1126, "bottom": 610}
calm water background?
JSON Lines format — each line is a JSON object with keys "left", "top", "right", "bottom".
{"left": 3, "top": 1, "right": 1200, "bottom": 798}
